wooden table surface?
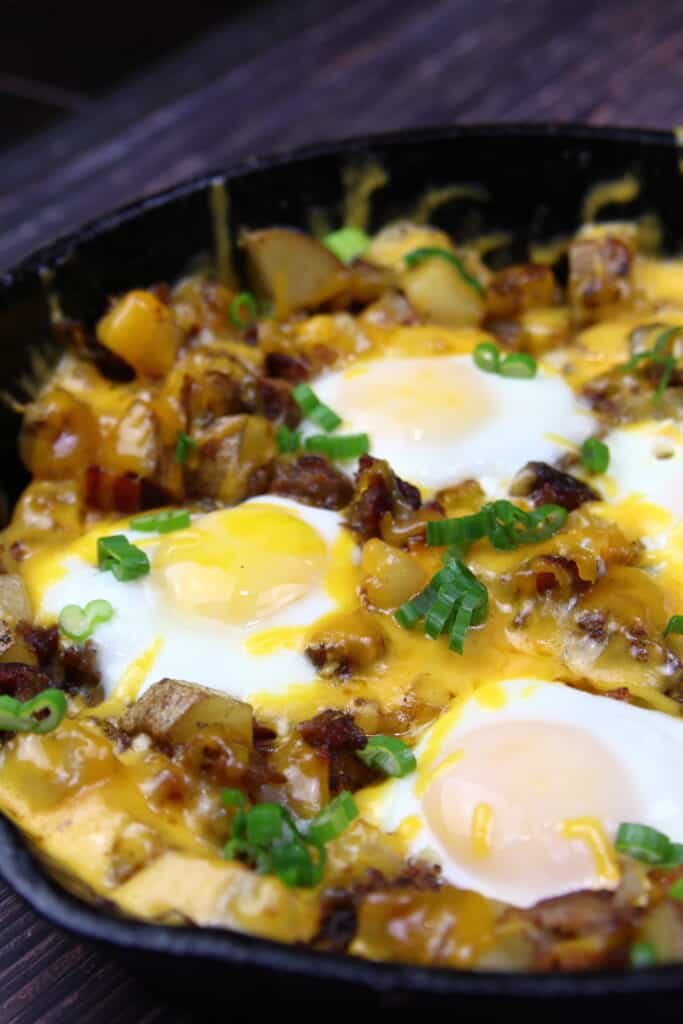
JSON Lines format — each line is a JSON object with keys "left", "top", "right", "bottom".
{"left": 1, "top": 0, "right": 683, "bottom": 1018}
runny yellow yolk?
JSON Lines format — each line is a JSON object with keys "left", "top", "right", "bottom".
{"left": 421, "top": 719, "right": 637, "bottom": 902}
{"left": 336, "top": 358, "right": 493, "bottom": 444}
{"left": 152, "top": 503, "right": 329, "bottom": 625}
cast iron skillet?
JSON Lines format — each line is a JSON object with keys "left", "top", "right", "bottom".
{"left": 1, "top": 124, "right": 683, "bottom": 1014}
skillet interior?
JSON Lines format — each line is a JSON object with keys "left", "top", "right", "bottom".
{"left": 1, "top": 123, "right": 683, "bottom": 1010}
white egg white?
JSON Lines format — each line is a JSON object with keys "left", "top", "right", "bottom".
{"left": 361, "top": 678, "right": 683, "bottom": 908}
{"left": 307, "top": 355, "right": 594, "bottom": 495}
{"left": 36, "top": 496, "right": 350, "bottom": 703}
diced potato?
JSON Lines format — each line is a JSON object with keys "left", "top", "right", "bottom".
{"left": 109, "top": 398, "right": 159, "bottom": 478}
{"left": 485, "top": 264, "right": 556, "bottom": 319}
{"left": 366, "top": 222, "right": 455, "bottom": 272}
{"left": 20, "top": 387, "right": 99, "bottom": 479}
{"left": 0, "top": 574, "right": 31, "bottom": 623}
{"left": 241, "top": 228, "right": 346, "bottom": 317}
{"left": 188, "top": 413, "right": 275, "bottom": 505}
{"left": 120, "top": 678, "right": 253, "bottom": 747}
{"left": 361, "top": 539, "right": 427, "bottom": 611}
{"left": 402, "top": 256, "right": 484, "bottom": 327}
{"left": 97, "top": 290, "right": 182, "bottom": 378}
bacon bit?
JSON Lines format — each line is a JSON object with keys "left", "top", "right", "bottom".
{"left": 0, "top": 663, "right": 52, "bottom": 702}
{"left": 265, "top": 351, "right": 310, "bottom": 382}
{"left": 299, "top": 709, "right": 367, "bottom": 754}
{"left": 299, "top": 709, "right": 378, "bottom": 794}
{"left": 605, "top": 687, "right": 630, "bottom": 702}
{"left": 510, "top": 461, "right": 600, "bottom": 511}
{"left": 345, "top": 455, "right": 422, "bottom": 542}
{"left": 239, "top": 376, "right": 302, "bottom": 428}
{"left": 270, "top": 454, "right": 353, "bottom": 510}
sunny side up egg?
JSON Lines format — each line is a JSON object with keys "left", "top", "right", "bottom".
{"left": 307, "top": 354, "right": 594, "bottom": 495}
{"left": 358, "top": 677, "right": 683, "bottom": 909}
{"left": 21, "top": 496, "right": 358, "bottom": 708}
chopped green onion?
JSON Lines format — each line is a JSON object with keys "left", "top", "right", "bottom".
{"left": 426, "top": 500, "right": 567, "bottom": 555}
{"left": 271, "top": 837, "right": 326, "bottom": 887}
{"left": 620, "top": 325, "right": 683, "bottom": 405}
{"left": 669, "top": 877, "right": 683, "bottom": 901}
{"left": 394, "top": 580, "right": 439, "bottom": 629}
{"left": 304, "top": 433, "right": 369, "bottom": 459}
{"left": 0, "top": 688, "right": 67, "bottom": 735}
{"left": 473, "top": 342, "right": 501, "bottom": 374}
{"left": 222, "top": 788, "right": 246, "bottom": 810}
{"left": 130, "top": 509, "right": 191, "bottom": 534}
{"left": 615, "top": 822, "right": 672, "bottom": 865}
{"left": 426, "top": 510, "right": 488, "bottom": 552}
{"left": 499, "top": 352, "right": 537, "bottom": 379}
{"left": 581, "top": 438, "right": 610, "bottom": 475}
{"left": 664, "top": 616, "right": 683, "bottom": 638}
{"left": 630, "top": 941, "right": 658, "bottom": 967}
{"left": 323, "top": 227, "right": 370, "bottom": 264}
{"left": 97, "top": 534, "right": 150, "bottom": 582}
{"left": 424, "top": 581, "right": 461, "bottom": 639}
{"left": 660, "top": 842, "right": 683, "bottom": 868}
{"left": 292, "top": 384, "right": 342, "bottom": 432}
{"left": 396, "top": 553, "right": 488, "bottom": 654}
{"left": 229, "top": 292, "right": 258, "bottom": 330}
{"left": 449, "top": 591, "right": 480, "bottom": 654}
{"left": 403, "top": 247, "right": 485, "bottom": 296}
{"left": 174, "top": 430, "right": 197, "bottom": 464}
{"left": 357, "top": 735, "right": 416, "bottom": 777}
{"left": 59, "top": 598, "right": 114, "bottom": 643}
{"left": 222, "top": 789, "right": 354, "bottom": 888}
{"left": 306, "top": 791, "right": 358, "bottom": 845}
{"left": 224, "top": 837, "right": 272, "bottom": 875}
{"left": 276, "top": 426, "right": 301, "bottom": 453}
{"left": 246, "top": 803, "right": 291, "bottom": 847}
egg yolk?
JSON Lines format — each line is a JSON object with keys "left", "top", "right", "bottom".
{"left": 337, "top": 357, "right": 492, "bottom": 444}
{"left": 422, "top": 720, "right": 638, "bottom": 905}
{"left": 152, "top": 503, "right": 328, "bottom": 625}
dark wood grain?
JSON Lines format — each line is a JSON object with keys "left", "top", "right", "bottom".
{"left": 1, "top": 0, "right": 682, "bottom": 1019}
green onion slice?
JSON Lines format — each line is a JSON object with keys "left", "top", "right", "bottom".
{"left": 357, "top": 735, "right": 417, "bottom": 777}
{"left": 306, "top": 791, "right": 358, "bottom": 845}
{"left": 620, "top": 325, "right": 683, "bottom": 404}
{"left": 130, "top": 509, "right": 191, "bottom": 534}
{"left": 660, "top": 843, "right": 683, "bottom": 868}
{"left": 394, "top": 580, "right": 440, "bottom": 629}
{"left": 59, "top": 598, "right": 114, "bottom": 643}
{"left": 473, "top": 342, "right": 501, "bottom": 374}
{"left": 174, "top": 430, "right": 197, "bottom": 464}
{"left": 426, "top": 500, "right": 567, "bottom": 554}
{"left": 229, "top": 292, "right": 258, "bottom": 330}
{"left": 630, "top": 941, "right": 658, "bottom": 967}
{"left": 581, "top": 438, "right": 610, "bottom": 475}
{"left": 271, "top": 837, "right": 326, "bottom": 887}
{"left": 0, "top": 688, "right": 67, "bottom": 735}
{"left": 669, "top": 877, "right": 683, "bottom": 902}
{"left": 664, "top": 615, "right": 683, "bottom": 638}
{"left": 499, "top": 352, "right": 537, "bottom": 379}
{"left": 97, "top": 534, "right": 150, "bottom": 582}
{"left": 424, "top": 581, "right": 461, "bottom": 640}
{"left": 403, "top": 247, "right": 485, "bottom": 296}
{"left": 292, "top": 384, "right": 342, "bottom": 432}
{"left": 323, "top": 227, "right": 370, "bottom": 264}
{"left": 304, "top": 433, "right": 370, "bottom": 459}
{"left": 276, "top": 426, "right": 301, "bottom": 453}
{"left": 615, "top": 822, "right": 672, "bottom": 865}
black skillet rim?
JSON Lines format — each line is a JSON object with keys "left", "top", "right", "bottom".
{"left": 1, "top": 121, "right": 682, "bottom": 999}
